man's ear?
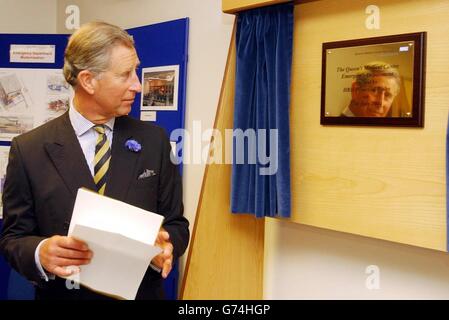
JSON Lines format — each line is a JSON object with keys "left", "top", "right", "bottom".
{"left": 77, "top": 70, "right": 97, "bottom": 95}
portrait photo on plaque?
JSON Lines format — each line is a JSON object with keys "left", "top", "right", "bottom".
{"left": 320, "top": 32, "right": 426, "bottom": 127}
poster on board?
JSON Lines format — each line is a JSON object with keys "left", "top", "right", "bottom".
{"left": 0, "top": 68, "right": 72, "bottom": 141}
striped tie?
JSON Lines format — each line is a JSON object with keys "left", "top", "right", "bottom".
{"left": 93, "top": 125, "right": 111, "bottom": 195}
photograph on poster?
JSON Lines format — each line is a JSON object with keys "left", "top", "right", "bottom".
{"left": 0, "top": 73, "right": 29, "bottom": 112}
{"left": 47, "top": 74, "right": 71, "bottom": 95}
{"left": 141, "top": 65, "right": 179, "bottom": 111}
{"left": 47, "top": 95, "right": 69, "bottom": 113}
{"left": 321, "top": 32, "right": 426, "bottom": 127}
{"left": 0, "top": 115, "right": 33, "bottom": 135}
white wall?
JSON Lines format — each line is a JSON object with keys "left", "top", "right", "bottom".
{"left": 265, "top": 219, "right": 449, "bottom": 299}
{"left": 0, "top": 0, "right": 56, "bottom": 33}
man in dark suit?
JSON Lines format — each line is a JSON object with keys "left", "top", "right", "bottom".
{"left": 0, "top": 21, "right": 189, "bottom": 300}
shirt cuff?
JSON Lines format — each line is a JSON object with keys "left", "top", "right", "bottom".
{"left": 149, "top": 263, "right": 162, "bottom": 273}
{"left": 34, "top": 239, "right": 55, "bottom": 281}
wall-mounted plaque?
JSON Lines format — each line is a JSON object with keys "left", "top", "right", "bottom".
{"left": 321, "top": 32, "right": 426, "bottom": 127}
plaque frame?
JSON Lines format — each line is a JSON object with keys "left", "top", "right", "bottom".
{"left": 320, "top": 32, "right": 426, "bottom": 127}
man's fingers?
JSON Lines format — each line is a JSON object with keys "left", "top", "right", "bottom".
{"left": 53, "top": 257, "right": 91, "bottom": 267}
{"left": 156, "top": 231, "right": 170, "bottom": 243}
{"left": 152, "top": 229, "right": 173, "bottom": 277}
{"left": 151, "top": 247, "right": 173, "bottom": 271}
{"left": 52, "top": 266, "right": 80, "bottom": 278}
{"left": 163, "top": 243, "right": 173, "bottom": 257}
{"left": 55, "top": 247, "right": 93, "bottom": 260}
{"left": 151, "top": 255, "right": 163, "bottom": 270}
{"left": 40, "top": 236, "right": 92, "bottom": 276}
{"left": 161, "top": 231, "right": 169, "bottom": 241}
{"left": 57, "top": 236, "right": 89, "bottom": 251}
{"left": 161, "top": 259, "right": 172, "bottom": 279}
{"left": 52, "top": 266, "right": 72, "bottom": 277}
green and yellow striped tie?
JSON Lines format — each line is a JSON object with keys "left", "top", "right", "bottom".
{"left": 93, "top": 125, "right": 111, "bottom": 195}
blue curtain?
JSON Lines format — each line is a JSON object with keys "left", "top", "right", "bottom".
{"left": 231, "top": 2, "right": 293, "bottom": 218}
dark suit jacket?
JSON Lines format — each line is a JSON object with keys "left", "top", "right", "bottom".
{"left": 0, "top": 112, "right": 189, "bottom": 300}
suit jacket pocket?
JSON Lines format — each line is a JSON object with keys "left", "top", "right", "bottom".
{"left": 133, "top": 176, "right": 158, "bottom": 189}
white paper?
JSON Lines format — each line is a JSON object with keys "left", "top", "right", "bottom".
{"left": 67, "top": 188, "right": 164, "bottom": 300}
{"left": 10, "top": 44, "right": 55, "bottom": 63}
{"left": 140, "top": 110, "right": 156, "bottom": 121}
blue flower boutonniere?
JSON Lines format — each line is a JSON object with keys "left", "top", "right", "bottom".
{"left": 125, "top": 139, "right": 142, "bottom": 153}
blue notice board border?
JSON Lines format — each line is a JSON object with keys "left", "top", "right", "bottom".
{"left": 128, "top": 18, "right": 188, "bottom": 140}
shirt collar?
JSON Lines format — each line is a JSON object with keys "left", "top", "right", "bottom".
{"left": 69, "top": 98, "right": 115, "bottom": 137}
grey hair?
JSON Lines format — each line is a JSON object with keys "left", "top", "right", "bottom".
{"left": 63, "top": 21, "right": 135, "bottom": 88}
{"left": 355, "top": 61, "right": 401, "bottom": 90}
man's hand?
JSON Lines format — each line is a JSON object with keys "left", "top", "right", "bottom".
{"left": 151, "top": 228, "right": 173, "bottom": 278}
{"left": 39, "top": 235, "right": 92, "bottom": 278}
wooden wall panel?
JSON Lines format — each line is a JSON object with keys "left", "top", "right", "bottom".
{"left": 181, "top": 25, "right": 265, "bottom": 299}
{"left": 289, "top": 0, "right": 449, "bottom": 251}
{"left": 222, "top": 0, "right": 318, "bottom": 13}
{"left": 222, "top": 0, "right": 289, "bottom": 13}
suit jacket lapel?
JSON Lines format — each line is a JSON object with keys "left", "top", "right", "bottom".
{"left": 106, "top": 116, "right": 141, "bottom": 201}
{"left": 44, "top": 112, "right": 97, "bottom": 196}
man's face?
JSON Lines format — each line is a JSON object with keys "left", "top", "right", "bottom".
{"left": 350, "top": 75, "right": 399, "bottom": 117}
{"left": 92, "top": 44, "right": 142, "bottom": 119}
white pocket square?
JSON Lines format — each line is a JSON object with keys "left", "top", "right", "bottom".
{"left": 138, "top": 169, "right": 156, "bottom": 180}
